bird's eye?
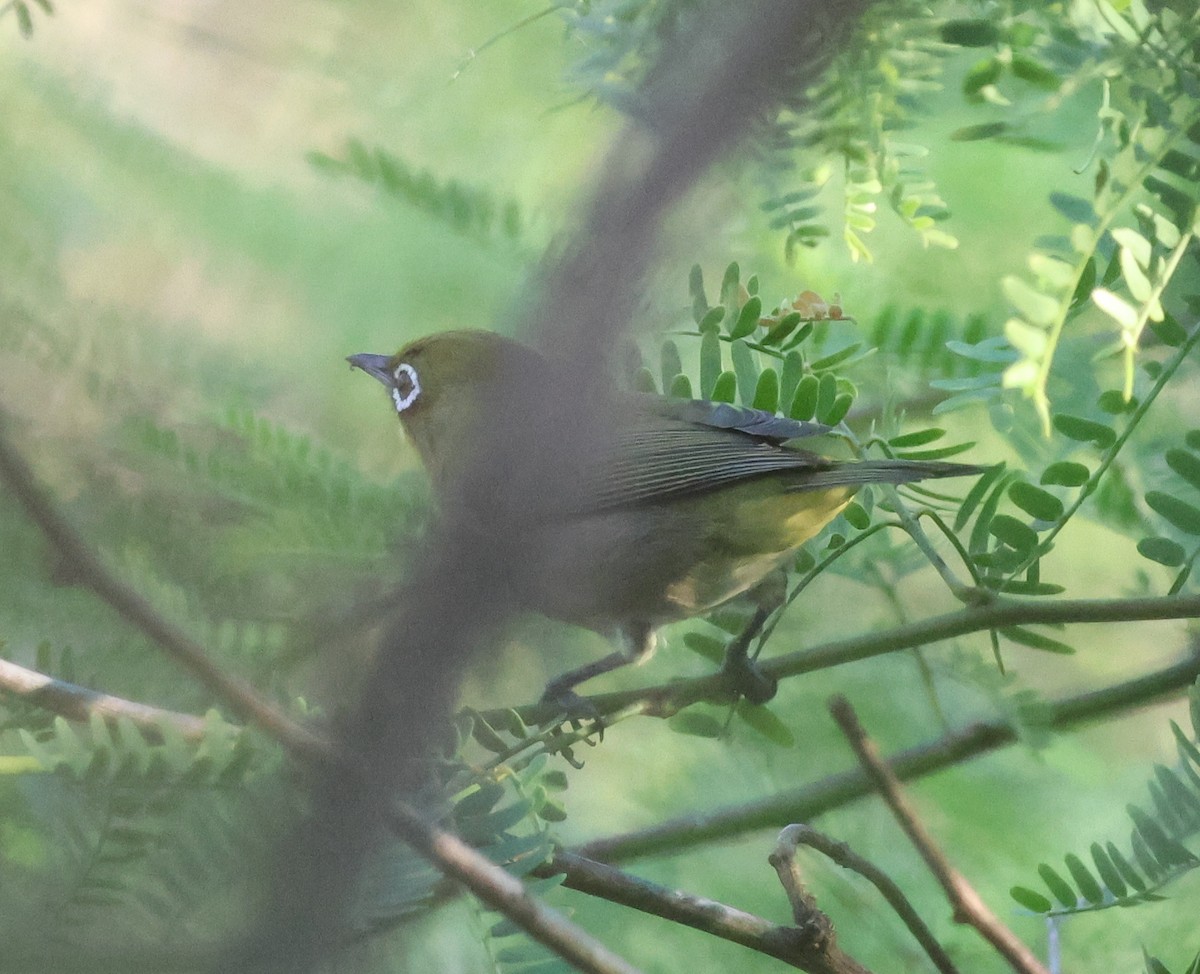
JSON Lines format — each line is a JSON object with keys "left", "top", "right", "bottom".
{"left": 391, "top": 362, "right": 421, "bottom": 413}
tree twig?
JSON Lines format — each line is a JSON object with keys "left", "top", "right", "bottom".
{"left": 0, "top": 414, "right": 339, "bottom": 767}
{"left": 548, "top": 850, "right": 872, "bottom": 974}
{"left": 509, "top": 592, "right": 1200, "bottom": 726}
{"left": 828, "top": 696, "right": 1050, "bottom": 974}
{"left": 0, "top": 656, "right": 209, "bottom": 741}
{"left": 774, "top": 824, "right": 958, "bottom": 974}
{"left": 574, "top": 649, "right": 1200, "bottom": 861}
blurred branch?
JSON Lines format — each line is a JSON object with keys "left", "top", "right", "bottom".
{"left": 0, "top": 413, "right": 339, "bottom": 765}
{"left": 828, "top": 696, "right": 1049, "bottom": 974}
{"left": 512, "top": 592, "right": 1200, "bottom": 725}
{"left": 0, "top": 656, "right": 208, "bottom": 741}
{"left": 0, "top": 417, "right": 642, "bottom": 974}
{"left": 547, "top": 850, "right": 873, "bottom": 974}
{"left": 773, "top": 824, "right": 958, "bottom": 974}
{"left": 574, "top": 648, "right": 1200, "bottom": 861}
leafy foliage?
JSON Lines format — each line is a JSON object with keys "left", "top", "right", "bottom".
{"left": 309, "top": 139, "right": 527, "bottom": 243}
{"left": 1011, "top": 679, "right": 1200, "bottom": 918}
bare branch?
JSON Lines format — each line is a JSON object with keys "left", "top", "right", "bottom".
{"left": 549, "top": 850, "right": 873, "bottom": 974}
{"left": 510, "top": 591, "right": 1200, "bottom": 725}
{"left": 829, "top": 696, "right": 1050, "bottom": 974}
{"left": 0, "top": 413, "right": 339, "bottom": 766}
{"left": 574, "top": 650, "right": 1200, "bottom": 861}
{"left": 774, "top": 824, "right": 958, "bottom": 974}
{"left": 0, "top": 656, "right": 208, "bottom": 741}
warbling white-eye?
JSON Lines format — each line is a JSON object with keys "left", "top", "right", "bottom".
{"left": 349, "top": 330, "right": 981, "bottom": 706}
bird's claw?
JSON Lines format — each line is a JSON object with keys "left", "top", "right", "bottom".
{"left": 721, "top": 651, "right": 778, "bottom": 705}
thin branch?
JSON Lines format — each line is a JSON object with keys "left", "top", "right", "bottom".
{"left": 775, "top": 824, "right": 958, "bottom": 974}
{"left": 0, "top": 656, "right": 208, "bottom": 741}
{"left": 0, "top": 414, "right": 339, "bottom": 767}
{"left": 0, "top": 418, "right": 641, "bottom": 974}
{"left": 548, "top": 850, "right": 872, "bottom": 974}
{"left": 574, "top": 649, "right": 1200, "bottom": 862}
{"left": 388, "top": 812, "right": 642, "bottom": 974}
{"left": 828, "top": 696, "right": 1050, "bottom": 974}
{"left": 511, "top": 591, "right": 1200, "bottom": 725}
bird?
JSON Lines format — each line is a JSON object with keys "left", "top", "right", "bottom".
{"left": 348, "top": 329, "right": 982, "bottom": 709}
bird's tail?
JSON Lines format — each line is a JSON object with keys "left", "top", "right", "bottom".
{"left": 787, "top": 458, "right": 987, "bottom": 491}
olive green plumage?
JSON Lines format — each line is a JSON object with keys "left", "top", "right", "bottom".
{"left": 349, "top": 329, "right": 982, "bottom": 700}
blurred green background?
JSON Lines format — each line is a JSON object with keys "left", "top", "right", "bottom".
{"left": 2, "top": 2, "right": 1197, "bottom": 972}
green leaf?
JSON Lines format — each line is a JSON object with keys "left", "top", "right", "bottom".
{"left": 1166, "top": 449, "right": 1200, "bottom": 492}
{"left": 668, "top": 374, "right": 693, "bottom": 399}
{"left": 956, "top": 462, "right": 1007, "bottom": 531}
{"left": 1001, "top": 626, "right": 1075, "bottom": 654}
{"left": 1090, "top": 842, "right": 1127, "bottom": 898}
{"left": 711, "top": 371, "right": 738, "bottom": 404}
{"left": 730, "top": 339, "right": 759, "bottom": 406}
{"left": 1146, "top": 491, "right": 1200, "bottom": 536}
{"left": 1008, "top": 482, "right": 1064, "bottom": 522}
{"left": 1092, "top": 288, "right": 1138, "bottom": 330}
{"left": 963, "top": 57, "right": 1004, "bottom": 96}
{"left": 951, "top": 122, "right": 1010, "bottom": 142}
{"left": 762, "top": 312, "right": 804, "bottom": 347}
{"left": 1037, "top": 862, "right": 1078, "bottom": 908}
{"left": 720, "top": 262, "right": 740, "bottom": 310}
{"left": 682, "top": 632, "right": 725, "bottom": 664}
{"left": 990, "top": 514, "right": 1039, "bottom": 551}
{"left": 779, "top": 350, "right": 804, "bottom": 407}
{"left": 1053, "top": 414, "right": 1116, "bottom": 449}
{"left": 939, "top": 18, "right": 1000, "bottom": 46}
{"left": 893, "top": 442, "right": 976, "bottom": 461}
{"left": 730, "top": 296, "right": 762, "bottom": 340}
{"left": 1010, "top": 886, "right": 1053, "bottom": 913}
{"left": 1150, "top": 315, "right": 1188, "bottom": 347}
{"left": 15, "top": 1, "right": 33, "bottom": 38}
{"left": 822, "top": 393, "right": 853, "bottom": 426}
{"left": 699, "top": 305, "right": 726, "bottom": 333}
{"left": 843, "top": 502, "right": 871, "bottom": 530}
{"left": 735, "top": 703, "right": 795, "bottom": 747}
{"left": 809, "top": 343, "right": 862, "bottom": 372}
{"left": 1049, "top": 192, "right": 1097, "bottom": 226}
{"left": 1138, "top": 537, "right": 1186, "bottom": 567}
{"left": 815, "top": 373, "right": 837, "bottom": 424}
{"left": 700, "top": 328, "right": 722, "bottom": 398}
{"left": 689, "top": 264, "right": 708, "bottom": 323}
{"left": 668, "top": 712, "right": 724, "bottom": 739}
{"left": 1010, "top": 54, "right": 1061, "bottom": 90}
{"left": 752, "top": 369, "right": 779, "bottom": 412}
{"left": 1041, "top": 461, "right": 1090, "bottom": 487}
{"left": 1064, "top": 853, "right": 1104, "bottom": 904}
{"left": 1003, "top": 276, "right": 1059, "bottom": 326}
{"left": 1106, "top": 842, "right": 1147, "bottom": 893}
{"left": 660, "top": 339, "right": 682, "bottom": 392}
{"left": 888, "top": 428, "right": 945, "bottom": 448}
{"left": 788, "top": 374, "right": 819, "bottom": 421}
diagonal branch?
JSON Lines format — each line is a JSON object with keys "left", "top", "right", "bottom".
{"left": 574, "top": 649, "right": 1200, "bottom": 861}
{"left": 829, "top": 696, "right": 1049, "bottom": 974}
{"left": 0, "top": 656, "right": 208, "bottom": 741}
{"left": 510, "top": 592, "right": 1200, "bottom": 726}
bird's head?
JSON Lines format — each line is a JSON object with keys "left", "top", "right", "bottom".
{"left": 348, "top": 330, "right": 547, "bottom": 488}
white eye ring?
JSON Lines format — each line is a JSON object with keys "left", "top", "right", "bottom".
{"left": 391, "top": 362, "right": 421, "bottom": 413}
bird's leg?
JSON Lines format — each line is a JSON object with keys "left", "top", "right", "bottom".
{"left": 540, "top": 623, "right": 656, "bottom": 717}
{"left": 720, "top": 606, "right": 777, "bottom": 704}
{"left": 721, "top": 572, "right": 785, "bottom": 704}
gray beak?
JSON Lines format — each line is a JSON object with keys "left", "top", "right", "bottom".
{"left": 346, "top": 353, "right": 393, "bottom": 386}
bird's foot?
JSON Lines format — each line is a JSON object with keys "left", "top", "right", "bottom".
{"left": 538, "top": 683, "right": 605, "bottom": 739}
{"left": 721, "top": 649, "right": 778, "bottom": 705}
